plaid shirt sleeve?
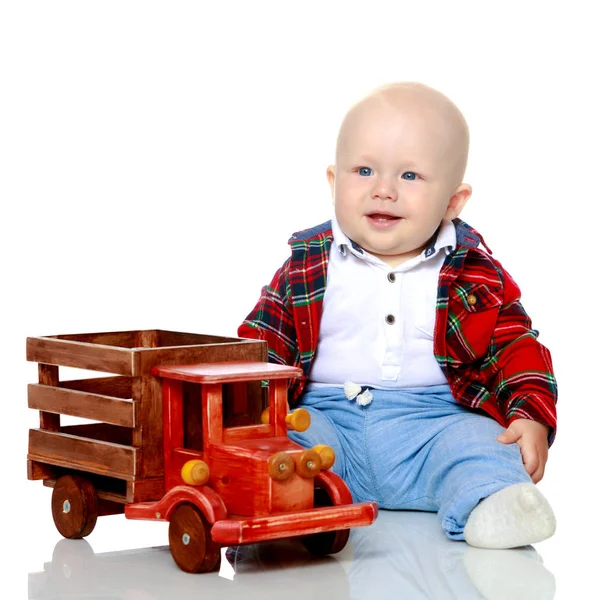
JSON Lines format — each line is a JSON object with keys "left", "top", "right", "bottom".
{"left": 238, "top": 258, "right": 298, "bottom": 368}
{"left": 485, "top": 262, "right": 558, "bottom": 443}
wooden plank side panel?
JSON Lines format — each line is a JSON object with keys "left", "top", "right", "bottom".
{"left": 27, "top": 337, "right": 135, "bottom": 375}
{"left": 28, "top": 429, "right": 136, "bottom": 480}
{"left": 156, "top": 330, "right": 243, "bottom": 347}
{"left": 28, "top": 384, "right": 135, "bottom": 427}
{"left": 137, "top": 340, "right": 267, "bottom": 375}
{"left": 53, "top": 331, "right": 139, "bottom": 348}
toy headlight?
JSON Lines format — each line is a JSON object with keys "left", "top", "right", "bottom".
{"left": 268, "top": 452, "right": 295, "bottom": 481}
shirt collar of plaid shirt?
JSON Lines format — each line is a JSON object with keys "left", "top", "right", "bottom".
{"left": 331, "top": 215, "right": 457, "bottom": 264}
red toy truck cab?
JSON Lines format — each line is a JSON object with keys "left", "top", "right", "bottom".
{"left": 26, "top": 330, "right": 377, "bottom": 574}
{"left": 126, "top": 361, "right": 378, "bottom": 573}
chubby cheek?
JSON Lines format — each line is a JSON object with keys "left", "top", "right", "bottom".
{"left": 333, "top": 199, "right": 354, "bottom": 232}
{"left": 337, "top": 177, "right": 367, "bottom": 203}
{"left": 334, "top": 187, "right": 362, "bottom": 220}
{"left": 404, "top": 196, "right": 445, "bottom": 225}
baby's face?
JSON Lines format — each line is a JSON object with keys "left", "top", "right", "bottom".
{"left": 328, "top": 98, "right": 470, "bottom": 267}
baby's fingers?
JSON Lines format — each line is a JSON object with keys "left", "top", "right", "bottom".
{"left": 497, "top": 427, "right": 521, "bottom": 445}
{"left": 530, "top": 461, "right": 545, "bottom": 484}
{"left": 521, "top": 447, "right": 543, "bottom": 483}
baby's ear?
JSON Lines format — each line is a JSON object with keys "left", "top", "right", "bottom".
{"left": 326, "top": 165, "right": 336, "bottom": 198}
{"left": 445, "top": 184, "right": 472, "bottom": 220}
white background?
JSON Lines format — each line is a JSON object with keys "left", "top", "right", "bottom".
{"left": 1, "top": 1, "right": 597, "bottom": 597}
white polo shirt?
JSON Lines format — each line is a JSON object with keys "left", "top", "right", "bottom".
{"left": 308, "top": 217, "right": 456, "bottom": 389}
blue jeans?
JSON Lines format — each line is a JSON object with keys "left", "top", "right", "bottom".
{"left": 288, "top": 384, "right": 531, "bottom": 540}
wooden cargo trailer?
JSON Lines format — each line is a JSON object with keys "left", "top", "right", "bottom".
{"left": 26, "top": 330, "right": 267, "bottom": 523}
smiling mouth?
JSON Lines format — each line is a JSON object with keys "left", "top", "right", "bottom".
{"left": 365, "top": 213, "right": 403, "bottom": 230}
{"left": 366, "top": 213, "right": 402, "bottom": 221}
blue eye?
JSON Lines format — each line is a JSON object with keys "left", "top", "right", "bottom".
{"left": 402, "top": 172, "right": 418, "bottom": 180}
{"left": 358, "top": 167, "right": 373, "bottom": 176}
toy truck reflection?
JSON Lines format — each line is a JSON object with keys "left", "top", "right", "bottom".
{"left": 38, "top": 360, "right": 378, "bottom": 573}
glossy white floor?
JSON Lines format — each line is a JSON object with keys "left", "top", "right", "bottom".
{"left": 4, "top": 3, "right": 598, "bottom": 599}
{"left": 9, "top": 470, "right": 592, "bottom": 600}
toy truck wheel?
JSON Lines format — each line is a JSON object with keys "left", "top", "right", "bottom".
{"left": 301, "top": 487, "right": 350, "bottom": 556}
{"left": 168, "top": 503, "right": 221, "bottom": 573}
{"left": 51, "top": 475, "right": 99, "bottom": 539}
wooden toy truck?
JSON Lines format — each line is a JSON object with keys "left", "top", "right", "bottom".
{"left": 27, "top": 330, "right": 378, "bottom": 573}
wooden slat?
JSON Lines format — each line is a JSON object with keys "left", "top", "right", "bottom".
{"left": 38, "top": 364, "right": 60, "bottom": 431}
{"left": 27, "top": 337, "right": 135, "bottom": 375}
{"left": 28, "top": 429, "right": 136, "bottom": 480}
{"left": 136, "top": 340, "right": 267, "bottom": 375}
{"left": 28, "top": 384, "right": 135, "bottom": 427}
{"left": 48, "top": 329, "right": 248, "bottom": 348}
{"left": 157, "top": 330, "right": 242, "bottom": 347}
{"left": 28, "top": 336, "right": 267, "bottom": 377}
{"left": 60, "top": 375, "right": 132, "bottom": 399}
{"left": 53, "top": 330, "right": 139, "bottom": 348}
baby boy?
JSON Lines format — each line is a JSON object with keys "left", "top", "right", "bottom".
{"left": 239, "top": 82, "right": 557, "bottom": 548}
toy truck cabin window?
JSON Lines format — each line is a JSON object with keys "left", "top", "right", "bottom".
{"left": 150, "top": 361, "right": 303, "bottom": 493}
{"left": 181, "top": 380, "right": 265, "bottom": 451}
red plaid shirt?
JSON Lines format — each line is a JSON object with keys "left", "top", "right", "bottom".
{"left": 239, "top": 219, "right": 557, "bottom": 444}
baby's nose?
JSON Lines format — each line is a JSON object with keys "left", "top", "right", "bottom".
{"left": 372, "top": 179, "right": 397, "bottom": 201}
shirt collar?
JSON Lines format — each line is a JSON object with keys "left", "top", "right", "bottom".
{"left": 423, "top": 218, "right": 457, "bottom": 259}
{"left": 331, "top": 216, "right": 457, "bottom": 262}
{"left": 332, "top": 216, "right": 364, "bottom": 257}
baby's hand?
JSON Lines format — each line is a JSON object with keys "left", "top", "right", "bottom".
{"left": 496, "top": 419, "right": 550, "bottom": 484}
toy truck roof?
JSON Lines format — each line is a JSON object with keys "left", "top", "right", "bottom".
{"left": 151, "top": 361, "right": 303, "bottom": 384}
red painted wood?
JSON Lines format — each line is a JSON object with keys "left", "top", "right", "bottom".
{"left": 314, "top": 470, "right": 354, "bottom": 506}
{"left": 151, "top": 361, "right": 303, "bottom": 384}
{"left": 125, "top": 485, "right": 227, "bottom": 524}
{"left": 203, "top": 384, "right": 223, "bottom": 447}
{"left": 162, "top": 379, "right": 184, "bottom": 491}
{"left": 271, "top": 380, "right": 288, "bottom": 437}
{"left": 222, "top": 424, "right": 271, "bottom": 443}
{"left": 206, "top": 442, "right": 315, "bottom": 516}
{"left": 210, "top": 501, "right": 378, "bottom": 545}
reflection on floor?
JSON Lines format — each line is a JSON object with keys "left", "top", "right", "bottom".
{"left": 29, "top": 510, "right": 555, "bottom": 600}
